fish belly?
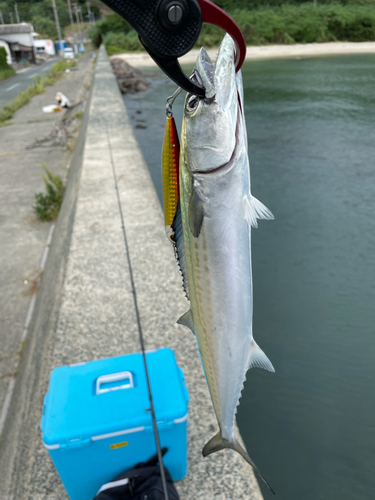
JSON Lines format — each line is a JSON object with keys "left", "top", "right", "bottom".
{"left": 180, "top": 155, "right": 253, "bottom": 442}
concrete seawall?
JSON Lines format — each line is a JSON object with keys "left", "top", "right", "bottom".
{"left": 0, "top": 46, "right": 263, "bottom": 500}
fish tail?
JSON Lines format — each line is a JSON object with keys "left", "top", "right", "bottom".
{"left": 202, "top": 431, "right": 275, "bottom": 495}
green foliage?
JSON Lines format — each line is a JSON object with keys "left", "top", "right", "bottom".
{"left": 197, "top": 4, "right": 375, "bottom": 45}
{"left": 89, "top": 13, "right": 132, "bottom": 48}
{"left": 31, "top": 15, "right": 57, "bottom": 39}
{"left": 0, "top": 47, "right": 15, "bottom": 80}
{"left": 103, "top": 31, "right": 144, "bottom": 54}
{"left": 0, "top": 47, "right": 9, "bottom": 69}
{"left": 216, "top": 0, "right": 375, "bottom": 8}
{"left": 34, "top": 164, "right": 65, "bottom": 222}
{"left": 90, "top": 3, "right": 375, "bottom": 54}
{"left": 0, "top": 68, "right": 16, "bottom": 81}
{"left": 0, "top": 59, "right": 76, "bottom": 123}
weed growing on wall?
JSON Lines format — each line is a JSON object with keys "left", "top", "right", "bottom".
{"left": 34, "top": 164, "right": 65, "bottom": 221}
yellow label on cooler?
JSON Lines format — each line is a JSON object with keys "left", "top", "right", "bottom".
{"left": 110, "top": 441, "right": 129, "bottom": 450}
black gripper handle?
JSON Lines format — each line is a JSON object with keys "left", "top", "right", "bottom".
{"left": 99, "top": 0, "right": 202, "bottom": 59}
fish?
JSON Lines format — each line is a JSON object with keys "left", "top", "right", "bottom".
{"left": 173, "top": 34, "right": 275, "bottom": 493}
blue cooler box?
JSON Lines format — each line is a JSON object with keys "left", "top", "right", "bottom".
{"left": 41, "top": 348, "right": 189, "bottom": 500}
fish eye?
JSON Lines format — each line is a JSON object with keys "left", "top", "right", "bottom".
{"left": 186, "top": 94, "right": 199, "bottom": 113}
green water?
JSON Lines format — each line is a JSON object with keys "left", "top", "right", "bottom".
{"left": 124, "top": 54, "right": 375, "bottom": 500}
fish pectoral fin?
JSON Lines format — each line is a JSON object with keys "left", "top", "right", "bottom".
{"left": 189, "top": 184, "right": 205, "bottom": 238}
{"left": 176, "top": 309, "right": 196, "bottom": 335}
{"left": 244, "top": 195, "right": 274, "bottom": 228}
{"left": 248, "top": 340, "right": 275, "bottom": 372}
{"left": 203, "top": 431, "right": 275, "bottom": 495}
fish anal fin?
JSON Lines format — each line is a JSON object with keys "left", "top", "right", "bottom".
{"left": 177, "top": 309, "right": 195, "bottom": 335}
{"left": 203, "top": 431, "right": 275, "bottom": 495}
{"left": 248, "top": 339, "right": 275, "bottom": 372}
{"left": 189, "top": 184, "right": 205, "bottom": 238}
{"left": 244, "top": 195, "right": 274, "bottom": 229}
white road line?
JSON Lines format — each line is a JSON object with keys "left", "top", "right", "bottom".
{"left": 0, "top": 222, "right": 56, "bottom": 436}
{"left": 6, "top": 83, "right": 20, "bottom": 91}
{"left": 28, "top": 73, "right": 38, "bottom": 79}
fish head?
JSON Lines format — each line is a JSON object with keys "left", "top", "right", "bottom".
{"left": 182, "top": 34, "right": 241, "bottom": 173}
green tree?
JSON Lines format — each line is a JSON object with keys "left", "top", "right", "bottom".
{"left": 31, "top": 15, "right": 57, "bottom": 38}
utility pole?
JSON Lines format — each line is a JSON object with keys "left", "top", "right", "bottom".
{"left": 87, "top": 2, "right": 91, "bottom": 23}
{"left": 67, "top": 0, "right": 77, "bottom": 54}
{"left": 79, "top": 7, "right": 84, "bottom": 46}
{"left": 14, "top": 2, "right": 20, "bottom": 23}
{"left": 79, "top": 8, "right": 84, "bottom": 27}
{"left": 52, "top": 0, "right": 63, "bottom": 58}
{"left": 0, "top": 11, "right": 4, "bottom": 25}
{"left": 73, "top": 4, "right": 81, "bottom": 48}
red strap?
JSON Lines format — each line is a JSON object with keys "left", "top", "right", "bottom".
{"left": 197, "top": 0, "right": 246, "bottom": 71}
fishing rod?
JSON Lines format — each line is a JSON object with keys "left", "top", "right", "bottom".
{"left": 105, "top": 128, "right": 170, "bottom": 500}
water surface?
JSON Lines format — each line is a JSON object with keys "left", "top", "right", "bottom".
{"left": 124, "top": 54, "right": 375, "bottom": 500}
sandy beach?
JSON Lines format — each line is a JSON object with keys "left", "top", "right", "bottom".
{"left": 112, "top": 41, "right": 375, "bottom": 68}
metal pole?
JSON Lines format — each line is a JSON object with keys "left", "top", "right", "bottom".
{"left": 67, "top": 0, "right": 77, "bottom": 54}
{"left": 73, "top": 5, "right": 81, "bottom": 47}
{"left": 79, "top": 8, "right": 84, "bottom": 28}
{"left": 9, "top": 12, "right": 13, "bottom": 23}
{"left": 52, "top": 0, "right": 63, "bottom": 58}
{"left": 14, "top": 3, "right": 20, "bottom": 23}
{"left": 87, "top": 1, "right": 91, "bottom": 24}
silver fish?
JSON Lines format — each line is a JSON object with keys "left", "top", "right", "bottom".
{"left": 174, "top": 34, "right": 275, "bottom": 493}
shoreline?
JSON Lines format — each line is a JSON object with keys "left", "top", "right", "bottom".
{"left": 112, "top": 41, "right": 375, "bottom": 67}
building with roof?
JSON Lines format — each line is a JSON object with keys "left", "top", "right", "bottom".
{"left": 0, "top": 23, "right": 36, "bottom": 63}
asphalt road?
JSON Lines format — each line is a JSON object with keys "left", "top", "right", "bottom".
{"left": 0, "top": 58, "right": 58, "bottom": 108}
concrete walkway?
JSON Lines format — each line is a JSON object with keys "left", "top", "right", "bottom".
{"left": 0, "top": 47, "right": 263, "bottom": 500}
{"left": 0, "top": 52, "right": 93, "bottom": 435}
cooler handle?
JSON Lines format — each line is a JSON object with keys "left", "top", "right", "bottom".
{"left": 96, "top": 371, "right": 134, "bottom": 395}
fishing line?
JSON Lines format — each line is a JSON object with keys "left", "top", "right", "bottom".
{"left": 105, "top": 128, "right": 170, "bottom": 500}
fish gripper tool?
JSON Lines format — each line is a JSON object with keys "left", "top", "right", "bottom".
{"left": 98, "top": 0, "right": 246, "bottom": 97}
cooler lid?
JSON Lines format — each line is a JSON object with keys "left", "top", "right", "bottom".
{"left": 42, "top": 348, "right": 188, "bottom": 446}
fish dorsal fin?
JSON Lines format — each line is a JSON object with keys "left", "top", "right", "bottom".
{"left": 248, "top": 340, "right": 275, "bottom": 372}
{"left": 244, "top": 195, "right": 274, "bottom": 229}
{"left": 177, "top": 309, "right": 195, "bottom": 335}
{"left": 171, "top": 202, "right": 190, "bottom": 299}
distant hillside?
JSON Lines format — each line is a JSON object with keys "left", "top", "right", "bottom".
{"left": 88, "top": 3, "right": 375, "bottom": 55}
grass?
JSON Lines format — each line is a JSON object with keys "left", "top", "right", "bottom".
{"left": 0, "top": 59, "right": 77, "bottom": 124}
{"left": 34, "top": 164, "right": 65, "bottom": 222}
{"left": 0, "top": 67, "right": 16, "bottom": 82}
{"left": 73, "top": 110, "right": 84, "bottom": 119}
